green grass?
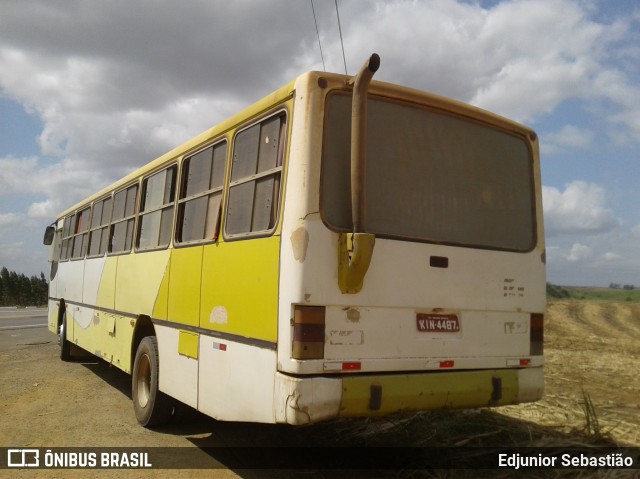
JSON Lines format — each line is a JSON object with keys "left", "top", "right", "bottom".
{"left": 547, "top": 283, "right": 640, "bottom": 303}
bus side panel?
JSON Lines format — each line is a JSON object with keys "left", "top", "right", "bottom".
{"left": 153, "top": 247, "right": 204, "bottom": 408}
{"left": 156, "top": 324, "right": 199, "bottom": 408}
{"left": 72, "top": 308, "right": 134, "bottom": 372}
{"left": 198, "top": 335, "right": 277, "bottom": 423}
{"left": 96, "top": 256, "right": 117, "bottom": 311}
{"left": 199, "top": 237, "right": 280, "bottom": 342}
{"left": 47, "top": 298, "right": 58, "bottom": 335}
{"left": 70, "top": 256, "right": 106, "bottom": 357}
{"left": 71, "top": 257, "right": 113, "bottom": 364}
{"left": 168, "top": 247, "right": 203, "bottom": 327}
{"left": 83, "top": 251, "right": 170, "bottom": 373}
{"left": 193, "top": 236, "right": 280, "bottom": 421}
{"left": 115, "top": 251, "right": 170, "bottom": 317}
{"left": 47, "top": 228, "right": 62, "bottom": 335}
{"left": 59, "top": 259, "right": 85, "bottom": 343}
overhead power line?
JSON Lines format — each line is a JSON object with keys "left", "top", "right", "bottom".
{"left": 334, "top": 0, "right": 348, "bottom": 74}
{"left": 310, "top": 0, "right": 326, "bottom": 71}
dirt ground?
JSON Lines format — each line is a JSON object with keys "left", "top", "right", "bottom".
{"left": 499, "top": 300, "right": 640, "bottom": 446}
{"left": 1, "top": 300, "right": 639, "bottom": 478}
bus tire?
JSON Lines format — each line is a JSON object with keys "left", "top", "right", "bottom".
{"left": 132, "top": 336, "right": 173, "bottom": 427}
{"left": 59, "top": 314, "right": 71, "bottom": 361}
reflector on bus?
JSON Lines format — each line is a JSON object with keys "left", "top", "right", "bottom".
{"left": 292, "top": 305, "right": 325, "bottom": 360}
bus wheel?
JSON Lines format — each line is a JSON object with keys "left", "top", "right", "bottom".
{"left": 132, "top": 336, "right": 173, "bottom": 427}
{"left": 59, "top": 315, "right": 71, "bottom": 361}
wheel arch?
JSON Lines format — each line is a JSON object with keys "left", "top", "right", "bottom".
{"left": 131, "top": 314, "right": 156, "bottom": 373}
{"left": 56, "top": 298, "right": 66, "bottom": 329}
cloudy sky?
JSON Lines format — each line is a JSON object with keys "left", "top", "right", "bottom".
{"left": 1, "top": 0, "right": 639, "bottom": 286}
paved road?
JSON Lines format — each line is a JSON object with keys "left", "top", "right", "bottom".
{"left": 0, "top": 308, "right": 51, "bottom": 351}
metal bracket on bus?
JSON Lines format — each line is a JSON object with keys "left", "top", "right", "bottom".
{"left": 338, "top": 232, "right": 375, "bottom": 294}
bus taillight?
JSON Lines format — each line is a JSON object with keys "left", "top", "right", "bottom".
{"left": 292, "top": 305, "right": 325, "bottom": 360}
{"left": 530, "top": 313, "right": 544, "bottom": 356}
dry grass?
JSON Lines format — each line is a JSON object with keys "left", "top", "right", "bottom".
{"left": 254, "top": 300, "right": 640, "bottom": 478}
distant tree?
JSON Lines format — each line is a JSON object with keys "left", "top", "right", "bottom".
{"left": 0, "top": 266, "right": 11, "bottom": 306}
{"left": 546, "top": 283, "right": 570, "bottom": 299}
{"left": 39, "top": 272, "right": 48, "bottom": 305}
{"left": 19, "top": 273, "right": 32, "bottom": 306}
{"left": 609, "top": 282, "right": 621, "bottom": 289}
{"left": 33, "top": 273, "right": 48, "bottom": 305}
{"left": 623, "top": 284, "right": 635, "bottom": 291}
{"left": 0, "top": 266, "right": 49, "bottom": 306}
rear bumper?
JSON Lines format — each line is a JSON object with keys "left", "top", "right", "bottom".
{"left": 275, "top": 367, "right": 543, "bottom": 425}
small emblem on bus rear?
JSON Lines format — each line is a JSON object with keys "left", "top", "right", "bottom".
{"left": 416, "top": 313, "right": 460, "bottom": 332}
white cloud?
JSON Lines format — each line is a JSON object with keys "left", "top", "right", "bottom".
{"left": 0, "top": 213, "right": 21, "bottom": 229}
{"left": 603, "top": 252, "right": 621, "bottom": 261}
{"left": 27, "top": 200, "right": 55, "bottom": 219}
{"left": 567, "top": 243, "right": 592, "bottom": 262}
{"left": 0, "top": 156, "right": 39, "bottom": 194}
{"left": 339, "top": 0, "right": 640, "bottom": 134}
{"left": 0, "top": 155, "right": 100, "bottom": 210}
{"left": 544, "top": 124, "right": 594, "bottom": 152}
{"left": 546, "top": 228, "right": 640, "bottom": 286}
{"left": 0, "top": 0, "right": 639, "bottom": 285}
{"left": 1, "top": 1, "right": 638, "bottom": 190}
{"left": 543, "top": 181, "right": 619, "bottom": 236}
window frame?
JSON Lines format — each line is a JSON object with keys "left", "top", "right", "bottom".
{"left": 320, "top": 92, "right": 538, "bottom": 253}
{"left": 223, "top": 108, "right": 288, "bottom": 241}
{"left": 87, "top": 194, "right": 113, "bottom": 258}
{"left": 69, "top": 206, "right": 92, "bottom": 260}
{"left": 59, "top": 213, "right": 75, "bottom": 262}
{"left": 175, "top": 139, "right": 228, "bottom": 247}
{"left": 135, "top": 164, "right": 178, "bottom": 252}
{"left": 108, "top": 182, "right": 140, "bottom": 256}
{"left": 52, "top": 225, "right": 63, "bottom": 263}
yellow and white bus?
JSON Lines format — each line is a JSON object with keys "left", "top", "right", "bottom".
{"left": 44, "top": 54, "right": 545, "bottom": 427}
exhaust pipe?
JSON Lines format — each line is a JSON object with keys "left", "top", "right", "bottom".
{"left": 350, "top": 53, "right": 380, "bottom": 232}
{"left": 338, "top": 53, "right": 380, "bottom": 294}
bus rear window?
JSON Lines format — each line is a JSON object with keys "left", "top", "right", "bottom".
{"left": 321, "top": 94, "right": 536, "bottom": 252}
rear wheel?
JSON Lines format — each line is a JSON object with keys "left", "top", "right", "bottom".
{"left": 132, "top": 336, "right": 173, "bottom": 427}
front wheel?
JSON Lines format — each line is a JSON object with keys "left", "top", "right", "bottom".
{"left": 132, "top": 336, "right": 173, "bottom": 427}
{"left": 58, "top": 314, "right": 71, "bottom": 361}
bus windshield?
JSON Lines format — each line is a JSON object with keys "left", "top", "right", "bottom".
{"left": 321, "top": 93, "right": 536, "bottom": 252}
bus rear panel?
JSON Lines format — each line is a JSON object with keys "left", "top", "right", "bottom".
{"left": 275, "top": 71, "right": 545, "bottom": 424}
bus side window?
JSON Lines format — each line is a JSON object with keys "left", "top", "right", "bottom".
{"left": 60, "top": 214, "right": 75, "bottom": 261}
{"left": 110, "top": 184, "right": 139, "bottom": 254}
{"left": 176, "top": 141, "right": 227, "bottom": 243}
{"left": 71, "top": 207, "right": 91, "bottom": 259}
{"left": 225, "top": 113, "right": 285, "bottom": 237}
{"left": 87, "top": 196, "right": 112, "bottom": 257}
{"left": 137, "top": 166, "right": 177, "bottom": 251}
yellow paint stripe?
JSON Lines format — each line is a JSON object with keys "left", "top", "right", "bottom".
{"left": 178, "top": 330, "right": 199, "bottom": 359}
{"left": 340, "top": 369, "right": 519, "bottom": 416}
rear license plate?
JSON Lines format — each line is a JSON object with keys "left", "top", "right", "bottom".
{"left": 417, "top": 313, "right": 460, "bottom": 332}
